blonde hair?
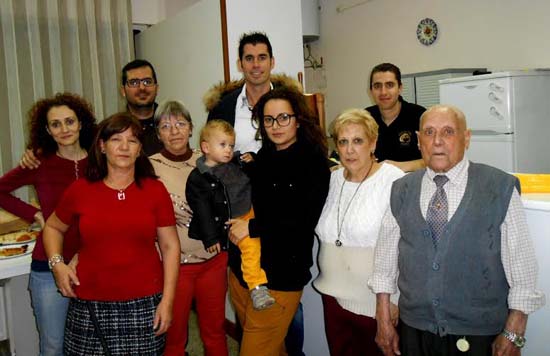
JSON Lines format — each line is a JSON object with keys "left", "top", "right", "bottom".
{"left": 199, "top": 119, "right": 235, "bottom": 144}
{"left": 330, "top": 108, "right": 378, "bottom": 144}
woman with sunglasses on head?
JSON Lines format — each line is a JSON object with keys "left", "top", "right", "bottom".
{"left": 42, "top": 113, "right": 180, "bottom": 355}
{"left": 227, "top": 87, "right": 330, "bottom": 356}
{"left": 0, "top": 93, "right": 96, "bottom": 356}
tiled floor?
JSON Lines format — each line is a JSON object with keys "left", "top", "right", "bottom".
{"left": 186, "top": 310, "right": 239, "bottom": 356}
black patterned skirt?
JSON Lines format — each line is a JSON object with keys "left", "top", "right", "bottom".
{"left": 64, "top": 294, "right": 165, "bottom": 355}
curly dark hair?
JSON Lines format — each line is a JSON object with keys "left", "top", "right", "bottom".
{"left": 254, "top": 87, "right": 327, "bottom": 156}
{"left": 86, "top": 112, "right": 157, "bottom": 186}
{"left": 27, "top": 93, "right": 97, "bottom": 157}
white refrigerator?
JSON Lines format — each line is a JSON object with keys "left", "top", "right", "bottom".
{"left": 439, "top": 71, "right": 550, "bottom": 173}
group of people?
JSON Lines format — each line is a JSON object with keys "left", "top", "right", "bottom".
{"left": 0, "top": 30, "right": 544, "bottom": 356}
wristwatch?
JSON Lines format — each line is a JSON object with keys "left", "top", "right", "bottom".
{"left": 501, "top": 329, "right": 526, "bottom": 348}
{"left": 48, "top": 254, "right": 64, "bottom": 270}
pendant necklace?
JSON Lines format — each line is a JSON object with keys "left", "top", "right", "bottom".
{"left": 336, "top": 162, "right": 374, "bottom": 247}
{"left": 104, "top": 179, "right": 134, "bottom": 201}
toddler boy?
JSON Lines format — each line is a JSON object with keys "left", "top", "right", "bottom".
{"left": 186, "top": 120, "right": 275, "bottom": 310}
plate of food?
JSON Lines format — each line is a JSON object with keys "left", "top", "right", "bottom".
{"left": 0, "top": 230, "right": 39, "bottom": 246}
{"left": 0, "top": 242, "right": 35, "bottom": 259}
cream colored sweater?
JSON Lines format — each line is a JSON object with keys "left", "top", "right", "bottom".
{"left": 150, "top": 150, "right": 217, "bottom": 264}
{"left": 314, "top": 164, "right": 404, "bottom": 317}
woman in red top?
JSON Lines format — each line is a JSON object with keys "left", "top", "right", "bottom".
{"left": 0, "top": 93, "right": 95, "bottom": 356}
{"left": 43, "top": 113, "right": 180, "bottom": 355}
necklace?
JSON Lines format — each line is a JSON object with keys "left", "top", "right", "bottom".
{"left": 104, "top": 179, "right": 134, "bottom": 201}
{"left": 335, "top": 162, "right": 374, "bottom": 247}
{"left": 57, "top": 149, "right": 85, "bottom": 180}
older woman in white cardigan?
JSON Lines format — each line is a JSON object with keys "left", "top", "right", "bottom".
{"left": 314, "top": 108, "right": 403, "bottom": 355}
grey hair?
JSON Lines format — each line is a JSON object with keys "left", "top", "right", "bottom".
{"left": 420, "top": 104, "right": 467, "bottom": 130}
{"left": 154, "top": 99, "right": 193, "bottom": 131}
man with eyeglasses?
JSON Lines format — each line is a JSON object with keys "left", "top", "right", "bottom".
{"left": 365, "top": 63, "right": 426, "bottom": 172}
{"left": 369, "top": 105, "right": 544, "bottom": 356}
{"left": 121, "top": 59, "right": 163, "bottom": 155}
{"left": 19, "top": 59, "right": 163, "bottom": 168}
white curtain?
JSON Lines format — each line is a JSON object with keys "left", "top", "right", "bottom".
{"left": 0, "top": 0, "right": 133, "bottom": 174}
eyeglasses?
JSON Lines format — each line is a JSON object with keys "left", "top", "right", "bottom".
{"left": 263, "top": 113, "right": 295, "bottom": 128}
{"left": 126, "top": 77, "right": 156, "bottom": 88}
{"left": 158, "top": 121, "right": 190, "bottom": 131}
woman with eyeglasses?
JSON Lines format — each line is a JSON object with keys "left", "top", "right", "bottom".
{"left": 42, "top": 113, "right": 180, "bottom": 355}
{"left": 149, "top": 100, "right": 229, "bottom": 356}
{"left": 0, "top": 93, "right": 96, "bottom": 356}
{"left": 227, "top": 87, "right": 330, "bottom": 355}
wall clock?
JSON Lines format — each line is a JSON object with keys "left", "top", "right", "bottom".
{"left": 417, "top": 18, "right": 438, "bottom": 46}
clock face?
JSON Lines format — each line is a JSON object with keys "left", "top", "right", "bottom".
{"left": 417, "top": 18, "right": 438, "bottom": 46}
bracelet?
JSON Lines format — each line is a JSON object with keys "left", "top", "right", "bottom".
{"left": 48, "top": 254, "right": 64, "bottom": 270}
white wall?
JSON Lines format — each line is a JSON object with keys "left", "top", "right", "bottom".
{"left": 135, "top": 0, "right": 224, "bottom": 149}
{"left": 131, "top": 0, "right": 165, "bottom": 25}
{"left": 226, "top": 0, "right": 305, "bottom": 83}
{"left": 315, "top": 0, "right": 550, "bottom": 121}
{"left": 131, "top": 0, "right": 200, "bottom": 25}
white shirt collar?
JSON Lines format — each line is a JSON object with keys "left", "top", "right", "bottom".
{"left": 426, "top": 156, "right": 469, "bottom": 186}
{"left": 238, "top": 82, "right": 274, "bottom": 109}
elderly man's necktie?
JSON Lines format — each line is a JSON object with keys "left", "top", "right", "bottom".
{"left": 427, "top": 175, "right": 449, "bottom": 245}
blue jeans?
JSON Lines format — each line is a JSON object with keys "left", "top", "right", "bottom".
{"left": 285, "top": 302, "right": 305, "bottom": 356}
{"left": 28, "top": 270, "right": 69, "bottom": 356}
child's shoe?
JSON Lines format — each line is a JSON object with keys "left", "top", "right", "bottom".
{"left": 250, "top": 285, "right": 275, "bottom": 310}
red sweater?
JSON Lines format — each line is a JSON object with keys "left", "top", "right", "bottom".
{"left": 0, "top": 154, "right": 86, "bottom": 263}
{"left": 56, "top": 177, "right": 175, "bottom": 301}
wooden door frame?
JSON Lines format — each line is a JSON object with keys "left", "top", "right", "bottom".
{"left": 220, "top": 0, "right": 230, "bottom": 83}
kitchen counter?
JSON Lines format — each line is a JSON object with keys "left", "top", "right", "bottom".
{"left": 0, "top": 246, "right": 38, "bottom": 356}
{"left": 0, "top": 252, "right": 32, "bottom": 280}
{"left": 522, "top": 193, "right": 550, "bottom": 210}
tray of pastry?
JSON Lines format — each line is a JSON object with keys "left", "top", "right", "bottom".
{"left": 0, "top": 241, "right": 35, "bottom": 259}
{"left": 0, "top": 230, "right": 39, "bottom": 246}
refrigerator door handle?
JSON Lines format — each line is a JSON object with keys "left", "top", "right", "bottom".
{"left": 489, "top": 106, "right": 505, "bottom": 120}
{"left": 488, "top": 92, "right": 501, "bottom": 103}
{"left": 470, "top": 130, "right": 514, "bottom": 135}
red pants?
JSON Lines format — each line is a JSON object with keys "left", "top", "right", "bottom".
{"left": 322, "top": 294, "right": 382, "bottom": 356}
{"left": 165, "top": 252, "right": 229, "bottom": 356}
